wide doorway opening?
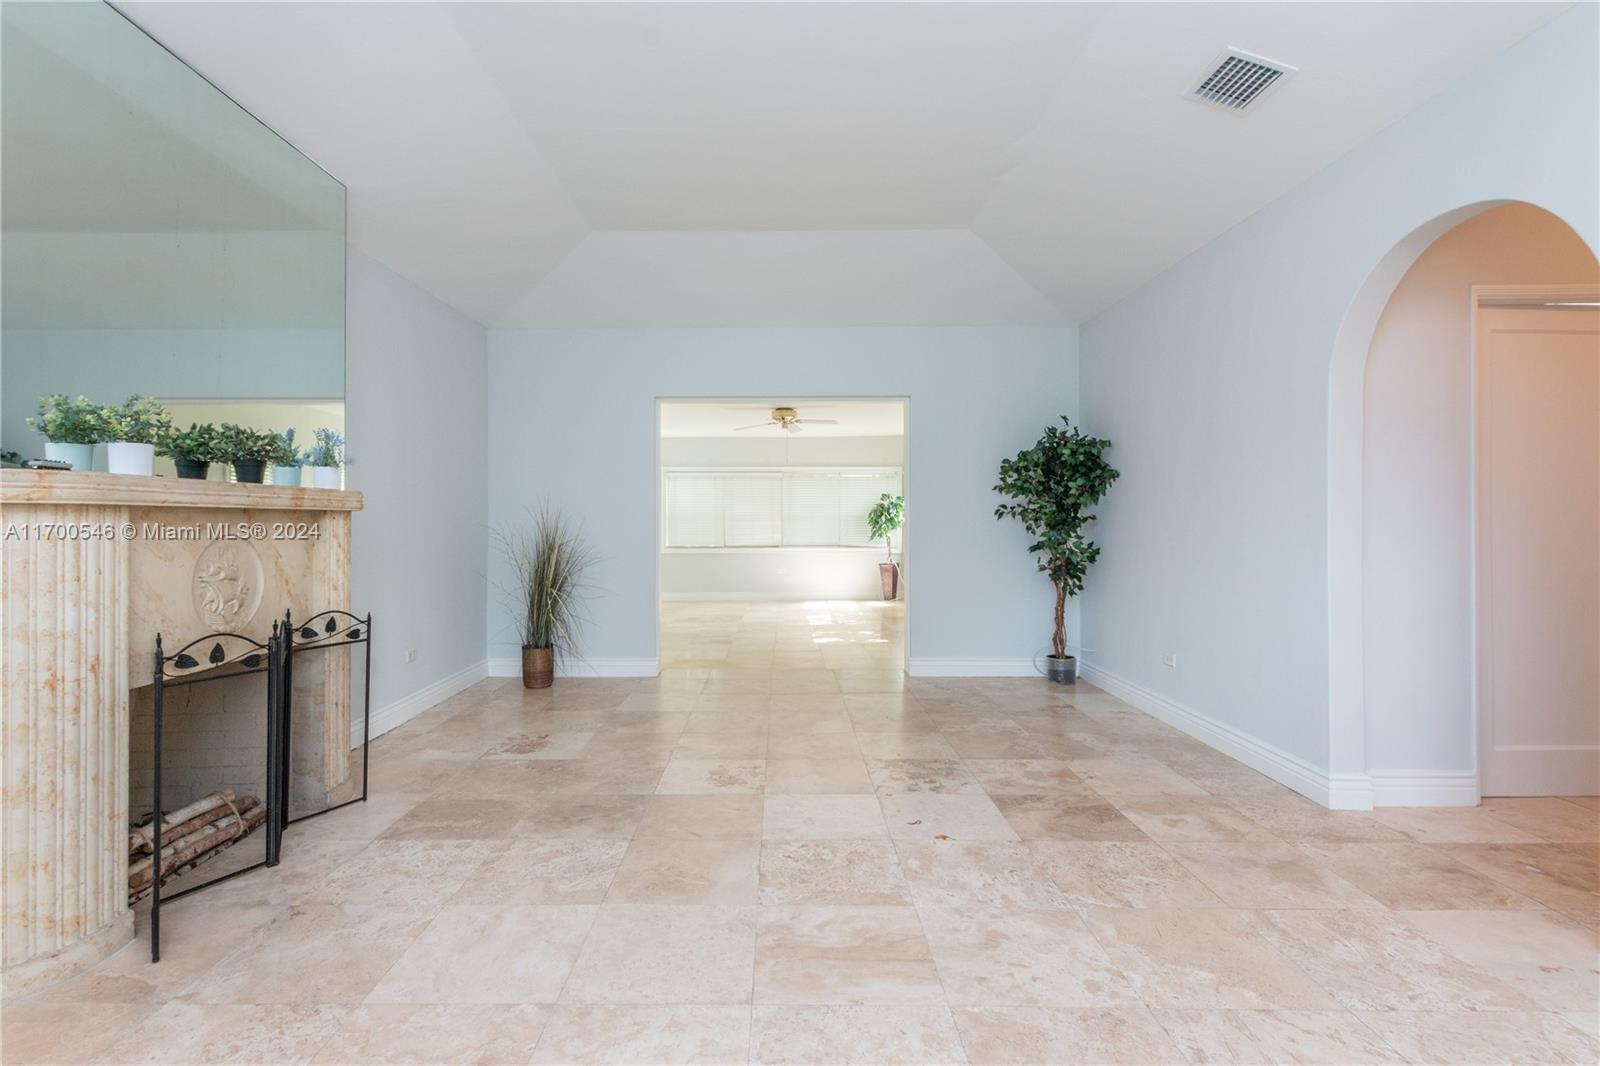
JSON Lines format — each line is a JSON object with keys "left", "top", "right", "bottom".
{"left": 655, "top": 399, "right": 908, "bottom": 679}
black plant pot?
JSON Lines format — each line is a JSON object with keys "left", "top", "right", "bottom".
{"left": 173, "top": 459, "right": 210, "bottom": 480}
{"left": 233, "top": 459, "right": 266, "bottom": 484}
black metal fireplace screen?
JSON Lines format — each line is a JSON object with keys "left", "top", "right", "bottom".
{"left": 146, "top": 610, "right": 371, "bottom": 962}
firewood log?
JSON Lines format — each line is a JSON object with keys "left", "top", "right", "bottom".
{"left": 128, "top": 806, "right": 268, "bottom": 897}
{"left": 126, "top": 802, "right": 267, "bottom": 895}
{"left": 129, "top": 790, "right": 237, "bottom": 855}
{"left": 128, "top": 795, "right": 259, "bottom": 868}
{"left": 129, "top": 796, "right": 260, "bottom": 858}
{"left": 127, "top": 814, "right": 261, "bottom": 905}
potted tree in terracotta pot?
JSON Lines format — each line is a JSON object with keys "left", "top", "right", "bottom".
{"left": 994, "top": 417, "right": 1118, "bottom": 684}
{"left": 497, "top": 507, "right": 594, "bottom": 689}
{"left": 866, "top": 493, "right": 905, "bottom": 600}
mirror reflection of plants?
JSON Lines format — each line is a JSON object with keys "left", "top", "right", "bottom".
{"left": 994, "top": 417, "right": 1118, "bottom": 681}
{"left": 495, "top": 506, "right": 596, "bottom": 689}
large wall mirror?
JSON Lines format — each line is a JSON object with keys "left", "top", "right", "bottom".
{"left": 1, "top": 0, "right": 345, "bottom": 479}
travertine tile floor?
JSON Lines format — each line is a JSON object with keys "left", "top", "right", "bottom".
{"left": 6, "top": 601, "right": 1597, "bottom": 1064}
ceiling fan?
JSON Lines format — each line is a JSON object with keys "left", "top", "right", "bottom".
{"left": 733, "top": 406, "right": 839, "bottom": 433}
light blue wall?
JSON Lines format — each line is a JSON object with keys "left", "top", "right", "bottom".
{"left": 485, "top": 327, "right": 1079, "bottom": 670}
{"left": 347, "top": 249, "right": 487, "bottom": 718}
{"left": 1078, "top": 4, "right": 1600, "bottom": 773}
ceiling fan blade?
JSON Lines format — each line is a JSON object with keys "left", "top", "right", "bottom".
{"left": 796, "top": 418, "right": 839, "bottom": 425}
{"left": 786, "top": 424, "right": 803, "bottom": 433}
{"left": 732, "top": 421, "right": 777, "bottom": 431}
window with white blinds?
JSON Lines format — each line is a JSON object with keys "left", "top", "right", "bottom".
{"left": 664, "top": 475, "right": 721, "bottom": 547}
{"left": 838, "top": 472, "right": 902, "bottom": 548}
{"left": 664, "top": 468, "right": 902, "bottom": 549}
{"left": 721, "top": 476, "right": 782, "bottom": 547}
{"left": 781, "top": 474, "right": 839, "bottom": 546}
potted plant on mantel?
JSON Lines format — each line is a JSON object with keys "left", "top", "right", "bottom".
{"left": 270, "top": 429, "right": 303, "bottom": 487}
{"left": 101, "top": 396, "right": 174, "bottom": 477}
{"left": 497, "top": 507, "right": 594, "bottom": 689}
{"left": 867, "top": 493, "right": 906, "bottom": 600}
{"left": 305, "top": 428, "right": 344, "bottom": 489}
{"left": 159, "top": 422, "right": 223, "bottom": 479}
{"left": 994, "top": 417, "right": 1118, "bottom": 684}
{"left": 27, "top": 394, "right": 103, "bottom": 470}
{"left": 217, "top": 424, "right": 279, "bottom": 484}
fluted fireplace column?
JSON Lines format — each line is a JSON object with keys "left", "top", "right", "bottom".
{"left": 1, "top": 501, "right": 132, "bottom": 993}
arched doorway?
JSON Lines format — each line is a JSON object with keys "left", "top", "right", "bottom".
{"left": 1328, "top": 202, "right": 1599, "bottom": 805}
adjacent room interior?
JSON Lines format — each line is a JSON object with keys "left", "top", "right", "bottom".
{"left": 2, "top": 3, "right": 1597, "bottom": 1064}
{"left": 657, "top": 399, "right": 908, "bottom": 679}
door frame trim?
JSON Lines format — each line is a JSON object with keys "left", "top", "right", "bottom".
{"left": 1471, "top": 284, "right": 1600, "bottom": 797}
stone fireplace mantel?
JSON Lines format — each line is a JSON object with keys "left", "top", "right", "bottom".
{"left": 0, "top": 470, "right": 363, "bottom": 993}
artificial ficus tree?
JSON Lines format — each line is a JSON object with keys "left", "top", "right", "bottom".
{"left": 866, "top": 493, "right": 906, "bottom": 563}
{"left": 993, "top": 417, "right": 1119, "bottom": 661}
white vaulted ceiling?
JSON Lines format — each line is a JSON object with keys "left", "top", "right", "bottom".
{"left": 117, "top": 1, "right": 1569, "bottom": 327}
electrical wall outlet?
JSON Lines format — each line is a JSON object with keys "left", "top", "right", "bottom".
{"left": 1162, "top": 653, "right": 1178, "bottom": 669}
{"left": 404, "top": 649, "right": 418, "bottom": 664}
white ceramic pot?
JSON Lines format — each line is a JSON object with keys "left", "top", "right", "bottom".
{"left": 309, "top": 465, "right": 341, "bottom": 489}
{"left": 44, "top": 442, "right": 93, "bottom": 470}
{"left": 271, "top": 465, "right": 302, "bottom": 487}
{"left": 106, "top": 441, "right": 156, "bottom": 476}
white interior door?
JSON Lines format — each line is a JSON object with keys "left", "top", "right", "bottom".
{"left": 1477, "top": 305, "right": 1600, "bottom": 796}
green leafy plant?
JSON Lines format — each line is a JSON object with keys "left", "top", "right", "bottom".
{"left": 270, "top": 429, "right": 303, "bottom": 468}
{"left": 994, "top": 417, "right": 1119, "bottom": 661}
{"left": 306, "top": 427, "right": 344, "bottom": 467}
{"left": 866, "top": 493, "right": 906, "bottom": 563}
{"left": 100, "top": 396, "right": 173, "bottom": 445}
{"left": 215, "top": 423, "right": 280, "bottom": 462}
{"left": 159, "top": 422, "right": 223, "bottom": 463}
{"left": 495, "top": 507, "right": 596, "bottom": 660}
{"left": 27, "top": 395, "right": 106, "bottom": 444}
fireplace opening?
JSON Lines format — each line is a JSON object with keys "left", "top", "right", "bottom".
{"left": 131, "top": 611, "right": 371, "bottom": 961}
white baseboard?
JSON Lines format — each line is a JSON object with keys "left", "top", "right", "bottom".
{"left": 908, "top": 658, "right": 1038, "bottom": 678}
{"left": 1076, "top": 663, "right": 1487, "bottom": 810}
{"left": 1369, "top": 771, "right": 1480, "bottom": 807}
{"left": 354, "top": 658, "right": 488, "bottom": 745}
{"left": 1325, "top": 774, "right": 1376, "bottom": 812}
{"left": 1078, "top": 661, "right": 1341, "bottom": 809}
{"left": 487, "top": 657, "right": 659, "bottom": 679}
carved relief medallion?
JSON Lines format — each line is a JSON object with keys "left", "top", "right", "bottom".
{"left": 192, "top": 539, "right": 264, "bottom": 632}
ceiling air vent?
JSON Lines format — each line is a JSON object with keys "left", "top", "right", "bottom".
{"left": 1189, "top": 48, "right": 1295, "bottom": 112}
